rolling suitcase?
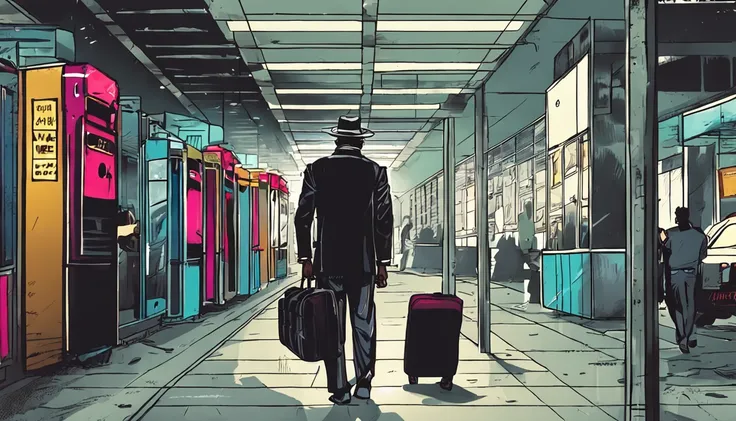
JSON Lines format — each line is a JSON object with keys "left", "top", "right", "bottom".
{"left": 404, "top": 292, "right": 463, "bottom": 390}
{"left": 278, "top": 276, "right": 341, "bottom": 362}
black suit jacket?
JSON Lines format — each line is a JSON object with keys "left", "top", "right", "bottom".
{"left": 294, "top": 146, "right": 394, "bottom": 277}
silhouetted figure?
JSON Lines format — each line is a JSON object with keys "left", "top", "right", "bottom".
{"left": 663, "top": 207, "right": 707, "bottom": 354}
{"left": 294, "top": 115, "right": 394, "bottom": 405}
{"left": 518, "top": 202, "right": 540, "bottom": 303}
{"left": 399, "top": 217, "right": 413, "bottom": 272}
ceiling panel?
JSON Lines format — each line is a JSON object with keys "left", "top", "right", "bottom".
{"left": 252, "top": 32, "right": 362, "bottom": 47}
{"left": 261, "top": 48, "right": 363, "bottom": 63}
{"left": 375, "top": 48, "right": 494, "bottom": 63}
{"left": 275, "top": 94, "right": 362, "bottom": 104}
{"left": 270, "top": 72, "right": 362, "bottom": 85}
{"left": 283, "top": 110, "right": 357, "bottom": 120}
{"left": 237, "top": 0, "right": 362, "bottom": 15}
{"left": 367, "top": 120, "right": 430, "bottom": 131}
{"left": 378, "top": 0, "right": 526, "bottom": 15}
{"left": 376, "top": 31, "right": 513, "bottom": 46}
{"left": 369, "top": 94, "right": 451, "bottom": 105}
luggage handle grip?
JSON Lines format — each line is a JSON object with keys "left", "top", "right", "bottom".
{"left": 300, "top": 275, "right": 316, "bottom": 289}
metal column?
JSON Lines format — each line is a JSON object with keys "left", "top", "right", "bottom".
{"left": 624, "top": 0, "right": 659, "bottom": 419}
{"left": 474, "top": 91, "right": 491, "bottom": 353}
{"left": 442, "top": 118, "right": 456, "bottom": 296}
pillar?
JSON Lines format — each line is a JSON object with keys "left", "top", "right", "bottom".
{"left": 442, "top": 118, "right": 456, "bottom": 296}
{"left": 474, "top": 89, "right": 491, "bottom": 353}
{"left": 624, "top": 0, "right": 659, "bottom": 419}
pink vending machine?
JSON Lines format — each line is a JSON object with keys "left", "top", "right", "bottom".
{"left": 64, "top": 65, "right": 120, "bottom": 354}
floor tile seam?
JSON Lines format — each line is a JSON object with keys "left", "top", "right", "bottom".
{"left": 125, "top": 276, "right": 302, "bottom": 421}
{"left": 488, "top": 329, "right": 603, "bottom": 408}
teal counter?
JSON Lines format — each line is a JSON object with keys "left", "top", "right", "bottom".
{"left": 541, "top": 250, "right": 625, "bottom": 319}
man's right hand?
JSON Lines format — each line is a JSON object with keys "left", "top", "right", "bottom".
{"left": 301, "top": 259, "right": 313, "bottom": 279}
{"left": 376, "top": 265, "right": 388, "bottom": 289}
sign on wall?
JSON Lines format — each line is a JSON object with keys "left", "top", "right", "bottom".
{"left": 30, "top": 99, "right": 58, "bottom": 182}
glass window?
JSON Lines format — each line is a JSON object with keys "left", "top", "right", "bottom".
{"left": 711, "top": 224, "right": 736, "bottom": 249}
{"left": 503, "top": 166, "right": 517, "bottom": 228}
{"left": 551, "top": 149, "right": 562, "bottom": 186}
{"left": 564, "top": 141, "right": 578, "bottom": 176}
{"left": 535, "top": 184, "right": 546, "bottom": 233}
{"left": 0, "top": 88, "right": 15, "bottom": 267}
{"left": 563, "top": 171, "right": 579, "bottom": 250}
{"left": 279, "top": 194, "right": 288, "bottom": 247}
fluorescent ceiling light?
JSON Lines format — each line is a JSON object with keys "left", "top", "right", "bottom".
{"left": 278, "top": 119, "right": 336, "bottom": 123}
{"left": 276, "top": 88, "right": 363, "bottom": 95}
{"left": 373, "top": 88, "right": 462, "bottom": 95}
{"left": 279, "top": 104, "right": 360, "bottom": 110}
{"left": 377, "top": 20, "right": 523, "bottom": 32}
{"left": 227, "top": 20, "right": 362, "bottom": 32}
{"left": 298, "top": 144, "right": 406, "bottom": 151}
{"left": 374, "top": 62, "right": 480, "bottom": 72}
{"left": 372, "top": 104, "right": 440, "bottom": 110}
{"left": 265, "top": 63, "right": 361, "bottom": 71}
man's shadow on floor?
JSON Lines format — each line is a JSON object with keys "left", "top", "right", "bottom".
{"left": 320, "top": 399, "right": 403, "bottom": 421}
{"left": 236, "top": 376, "right": 403, "bottom": 421}
{"left": 402, "top": 382, "right": 484, "bottom": 405}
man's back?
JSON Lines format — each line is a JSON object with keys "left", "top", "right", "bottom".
{"left": 295, "top": 146, "right": 393, "bottom": 277}
{"left": 665, "top": 226, "right": 707, "bottom": 270}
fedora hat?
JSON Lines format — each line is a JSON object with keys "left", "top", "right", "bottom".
{"left": 323, "top": 115, "right": 374, "bottom": 139}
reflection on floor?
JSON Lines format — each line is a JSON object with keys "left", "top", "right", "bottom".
{"left": 2, "top": 270, "right": 734, "bottom": 420}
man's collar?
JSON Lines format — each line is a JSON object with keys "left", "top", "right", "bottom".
{"left": 333, "top": 145, "right": 363, "bottom": 156}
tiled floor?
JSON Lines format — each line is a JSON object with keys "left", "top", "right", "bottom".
{"left": 140, "top": 272, "right": 619, "bottom": 421}
{"left": 5, "top": 270, "right": 736, "bottom": 420}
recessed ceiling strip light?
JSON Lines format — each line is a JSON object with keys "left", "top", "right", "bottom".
{"left": 372, "top": 104, "right": 440, "bottom": 110}
{"left": 279, "top": 104, "right": 361, "bottom": 110}
{"left": 265, "top": 63, "right": 362, "bottom": 71}
{"left": 373, "top": 88, "right": 462, "bottom": 95}
{"left": 276, "top": 88, "right": 363, "bottom": 95}
{"left": 377, "top": 20, "right": 523, "bottom": 32}
{"left": 374, "top": 62, "right": 480, "bottom": 72}
{"left": 227, "top": 20, "right": 362, "bottom": 32}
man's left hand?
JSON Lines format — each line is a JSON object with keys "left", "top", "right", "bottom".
{"left": 376, "top": 265, "right": 388, "bottom": 289}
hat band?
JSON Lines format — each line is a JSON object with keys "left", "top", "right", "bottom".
{"left": 334, "top": 128, "right": 365, "bottom": 134}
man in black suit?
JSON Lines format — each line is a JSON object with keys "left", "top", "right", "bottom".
{"left": 295, "top": 115, "right": 394, "bottom": 405}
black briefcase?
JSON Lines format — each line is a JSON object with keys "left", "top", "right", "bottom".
{"left": 278, "top": 277, "right": 340, "bottom": 362}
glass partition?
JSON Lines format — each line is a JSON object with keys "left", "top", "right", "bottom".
{"left": 548, "top": 147, "right": 563, "bottom": 249}
{"left": 562, "top": 139, "right": 579, "bottom": 250}
{"left": 186, "top": 158, "right": 203, "bottom": 258}
{"left": 0, "top": 88, "right": 15, "bottom": 267}
{"left": 146, "top": 159, "right": 168, "bottom": 313}
{"left": 279, "top": 193, "right": 288, "bottom": 247}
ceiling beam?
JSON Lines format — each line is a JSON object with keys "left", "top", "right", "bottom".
{"left": 361, "top": 0, "right": 378, "bottom": 123}
{"left": 79, "top": 0, "right": 206, "bottom": 121}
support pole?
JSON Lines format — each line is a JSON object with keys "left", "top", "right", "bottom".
{"left": 624, "top": 0, "right": 659, "bottom": 420}
{"left": 474, "top": 91, "right": 491, "bottom": 353}
{"left": 442, "top": 118, "right": 456, "bottom": 296}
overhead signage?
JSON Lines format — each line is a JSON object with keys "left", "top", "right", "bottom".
{"left": 204, "top": 153, "right": 220, "bottom": 164}
{"left": 31, "top": 99, "right": 58, "bottom": 182}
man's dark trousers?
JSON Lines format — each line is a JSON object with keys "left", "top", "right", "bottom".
{"left": 319, "top": 275, "right": 377, "bottom": 393}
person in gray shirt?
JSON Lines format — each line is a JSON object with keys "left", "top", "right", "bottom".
{"left": 664, "top": 207, "right": 707, "bottom": 354}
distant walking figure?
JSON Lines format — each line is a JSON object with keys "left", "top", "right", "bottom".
{"left": 663, "top": 207, "right": 707, "bottom": 354}
{"left": 399, "top": 216, "right": 413, "bottom": 272}
{"left": 294, "top": 115, "right": 394, "bottom": 405}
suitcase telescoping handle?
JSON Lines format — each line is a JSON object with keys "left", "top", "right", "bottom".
{"left": 300, "top": 275, "right": 316, "bottom": 289}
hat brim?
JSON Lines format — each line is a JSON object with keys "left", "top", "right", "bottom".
{"left": 323, "top": 126, "right": 375, "bottom": 138}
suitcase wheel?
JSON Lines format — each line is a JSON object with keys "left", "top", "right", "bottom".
{"left": 439, "top": 377, "right": 453, "bottom": 391}
{"left": 408, "top": 376, "right": 418, "bottom": 385}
